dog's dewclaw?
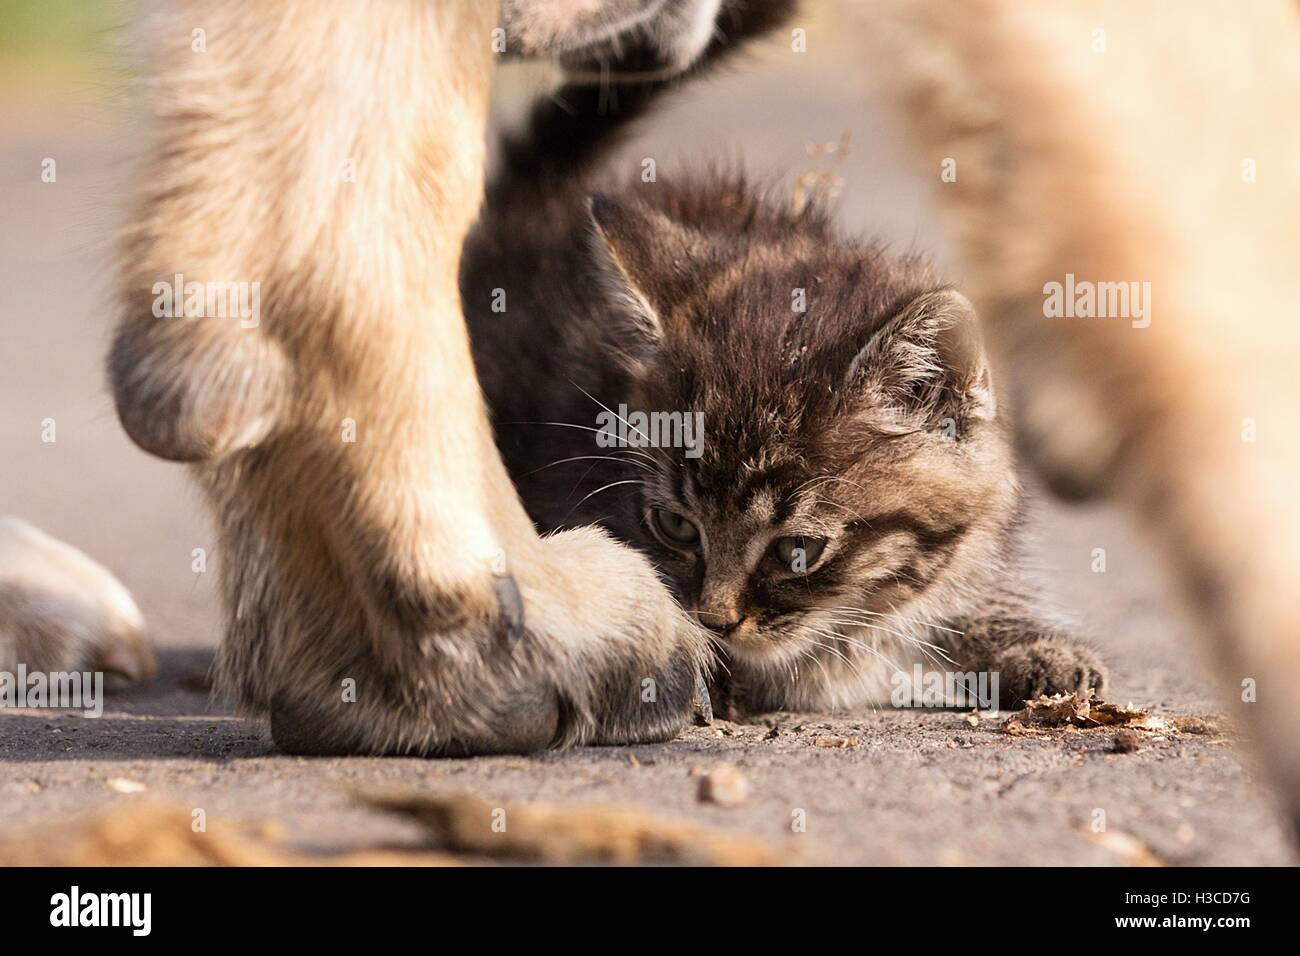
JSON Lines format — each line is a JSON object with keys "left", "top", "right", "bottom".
{"left": 692, "top": 668, "right": 713, "bottom": 726}
{"left": 492, "top": 572, "right": 525, "bottom": 644}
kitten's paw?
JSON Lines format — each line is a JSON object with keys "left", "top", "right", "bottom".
{"left": 0, "top": 517, "right": 155, "bottom": 687}
{"left": 994, "top": 637, "right": 1107, "bottom": 709}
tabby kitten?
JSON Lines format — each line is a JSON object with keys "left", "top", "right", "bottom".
{"left": 463, "top": 2, "right": 1106, "bottom": 713}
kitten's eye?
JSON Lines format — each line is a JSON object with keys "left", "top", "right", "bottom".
{"left": 772, "top": 536, "right": 827, "bottom": 571}
{"left": 652, "top": 509, "right": 701, "bottom": 547}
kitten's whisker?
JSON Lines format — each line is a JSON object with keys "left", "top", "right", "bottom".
{"left": 818, "top": 616, "right": 911, "bottom": 642}
{"left": 820, "top": 617, "right": 956, "bottom": 667}
{"left": 882, "top": 601, "right": 960, "bottom": 666}
{"left": 505, "top": 421, "right": 656, "bottom": 461}
{"left": 809, "top": 640, "right": 879, "bottom": 680}
{"left": 822, "top": 607, "right": 963, "bottom": 646}
{"left": 809, "top": 637, "right": 906, "bottom": 684}
{"left": 883, "top": 566, "right": 930, "bottom": 589}
{"left": 559, "top": 478, "right": 643, "bottom": 524}
{"left": 908, "top": 641, "right": 953, "bottom": 669}
{"left": 793, "top": 641, "right": 838, "bottom": 687}
{"left": 882, "top": 601, "right": 966, "bottom": 638}
{"left": 507, "top": 419, "right": 602, "bottom": 434}
{"left": 798, "top": 631, "right": 856, "bottom": 669}
{"left": 566, "top": 380, "right": 655, "bottom": 447}
{"left": 822, "top": 606, "right": 965, "bottom": 637}
{"left": 522, "top": 454, "right": 651, "bottom": 477}
{"left": 699, "top": 633, "right": 733, "bottom": 677}
{"left": 801, "top": 644, "right": 856, "bottom": 685}
{"left": 817, "top": 615, "right": 955, "bottom": 668}
{"left": 803, "top": 625, "right": 907, "bottom": 675}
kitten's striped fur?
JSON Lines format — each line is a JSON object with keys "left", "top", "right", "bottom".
{"left": 464, "top": 22, "right": 1106, "bottom": 713}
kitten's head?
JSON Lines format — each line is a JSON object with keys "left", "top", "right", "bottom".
{"left": 588, "top": 186, "right": 1018, "bottom": 670}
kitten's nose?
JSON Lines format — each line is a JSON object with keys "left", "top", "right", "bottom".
{"left": 696, "top": 611, "right": 746, "bottom": 637}
{"left": 695, "top": 580, "right": 746, "bottom": 637}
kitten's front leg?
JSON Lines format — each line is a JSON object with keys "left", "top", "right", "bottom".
{"left": 944, "top": 613, "right": 1108, "bottom": 710}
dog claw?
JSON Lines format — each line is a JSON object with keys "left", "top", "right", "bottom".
{"left": 493, "top": 572, "right": 525, "bottom": 643}
{"left": 691, "top": 668, "right": 713, "bottom": 725}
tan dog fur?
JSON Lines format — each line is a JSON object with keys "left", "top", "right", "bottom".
{"left": 855, "top": 0, "right": 1300, "bottom": 825}
{"left": 0, "top": 517, "right": 153, "bottom": 685}
{"left": 106, "top": 0, "right": 709, "bottom": 754}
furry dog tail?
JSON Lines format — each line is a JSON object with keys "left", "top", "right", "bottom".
{"left": 492, "top": 0, "right": 796, "bottom": 200}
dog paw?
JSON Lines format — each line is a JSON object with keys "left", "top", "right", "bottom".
{"left": 0, "top": 517, "right": 155, "bottom": 687}
{"left": 266, "top": 524, "right": 708, "bottom": 757}
{"left": 514, "top": 525, "right": 710, "bottom": 747}
{"left": 994, "top": 637, "right": 1107, "bottom": 709}
{"left": 583, "top": 644, "right": 708, "bottom": 746}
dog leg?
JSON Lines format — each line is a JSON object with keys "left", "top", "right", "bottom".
{"left": 110, "top": 0, "right": 706, "bottom": 753}
{"left": 859, "top": 0, "right": 1300, "bottom": 827}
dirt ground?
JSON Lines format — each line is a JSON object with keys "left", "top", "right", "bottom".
{"left": 1, "top": 23, "right": 1295, "bottom": 866}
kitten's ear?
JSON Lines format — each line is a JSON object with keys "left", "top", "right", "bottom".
{"left": 588, "top": 193, "right": 702, "bottom": 345}
{"left": 846, "top": 289, "right": 996, "bottom": 434}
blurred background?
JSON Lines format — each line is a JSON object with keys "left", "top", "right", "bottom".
{"left": 0, "top": 0, "right": 220, "bottom": 661}
{"left": 0, "top": 0, "right": 1291, "bottom": 864}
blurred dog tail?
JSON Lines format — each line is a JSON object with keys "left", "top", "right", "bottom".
{"left": 491, "top": 0, "right": 796, "bottom": 200}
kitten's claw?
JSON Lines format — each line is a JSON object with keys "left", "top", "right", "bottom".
{"left": 493, "top": 571, "right": 525, "bottom": 644}
{"left": 996, "top": 637, "right": 1108, "bottom": 710}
